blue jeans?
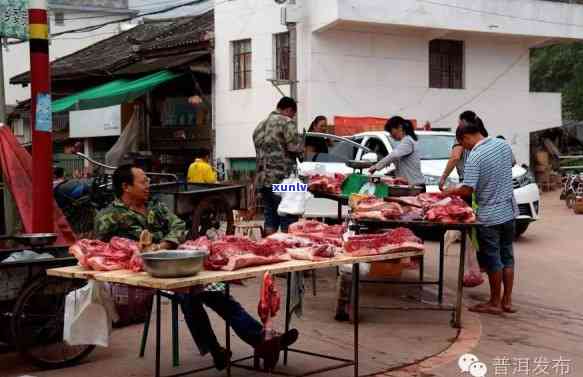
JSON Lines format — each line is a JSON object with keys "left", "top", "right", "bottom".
{"left": 178, "top": 290, "right": 263, "bottom": 355}
{"left": 477, "top": 221, "right": 515, "bottom": 273}
{"left": 260, "top": 187, "right": 298, "bottom": 233}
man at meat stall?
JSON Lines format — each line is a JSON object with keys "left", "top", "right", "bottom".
{"left": 443, "top": 123, "right": 518, "bottom": 315}
{"left": 95, "top": 164, "right": 298, "bottom": 370}
{"left": 253, "top": 97, "right": 304, "bottom": 234}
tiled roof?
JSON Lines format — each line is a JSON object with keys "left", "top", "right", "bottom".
{"left": 10, "top": 10, "right": 213, "bottom": 85}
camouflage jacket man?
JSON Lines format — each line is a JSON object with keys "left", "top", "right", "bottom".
{"left": 94, "top": 199, "right": 187, "bottom": 245}
{"left": 253, "top": 111, "right": 303, "bottom": 188}
{"left": 95, "top": 200, "right": 227, "bottom": 292}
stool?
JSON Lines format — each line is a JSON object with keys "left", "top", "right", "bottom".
{"left": 140, "top": 291, "right": 181, "bottom": 367}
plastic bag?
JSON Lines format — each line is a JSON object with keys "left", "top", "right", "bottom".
{"left": 63, "top": 281, "right": 119, "bottom": 347}
{"left": 358, "top": 182, "right": 377, "bottom": 195}
{"left": 339, "top": 263, "right": 371, "bottom": 276}
{"left": 463, "top": 236, "right": 484, "bottom": 288}
{"left": 277, "top": 176, "right": 313, "bottom": 216}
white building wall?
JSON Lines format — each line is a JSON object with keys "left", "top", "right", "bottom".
{"left": 4, "top": 11, "right": 130, "bottom": 106}
{"left": 214, "top": 0, "right": 291, "bottom": 160}
{"left": 215, "top": 0, "right": 563, "bottom": 166}
{"left": 323, "top": 0, "right": 583, "bottom": 40}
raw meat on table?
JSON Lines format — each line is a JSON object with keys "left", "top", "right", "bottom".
{"left": 287, "top": 245, "right": 338, "bottom": 261}
{"left": 351, "top": 197, "right": 404, "bottom": 221}
{"left": 288, "top": 220, "right": 345, "bottom": 247}
{"left": 350, "top": 196, "right": 386, "bottom": 212}
{"left": 400, "top": 206, "right": 425, "bottom": 221}
{"left": 417, "top": 192, "right": 447, "bottom": 207}
{"left": 424, "top": 196, "right": 476, "bottom": 224}
{"left": 344, "top": 228, "right": 424, "bottom": 256}
{"left": 385, "top": 196, "right": 423, "bottom": 208}
{"left": 202, "top": 235, "right": 291, "bottom": 271}
{"left": 380, "top": 203, "right": 405, "bottom": 219}
{"left": 380, "top": 177, "right": 409, "bottom": 186}
{"left": 70, "top": 237, "right": 142, "bottom": 271}
{"left": 180, "top": 237, "right": 211, "bottom": 252}
{"left": 308, "top": 173, "right": 346, "bottom": 194}
{"left": 266, "top": 233, "right": 314, "bottom": 248}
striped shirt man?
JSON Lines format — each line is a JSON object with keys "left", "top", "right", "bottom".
{"left": 462, "top": 137, "right": 517, "bottom": 226}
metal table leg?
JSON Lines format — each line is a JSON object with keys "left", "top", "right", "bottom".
{"left": 438, "top": 232, "right": 445, "bottom": 304}
{"left": 338, "top": 201, "right": 342, "bottom": 222}
{"left": 352, "top": 263, "right": 360, "bottom": 377}
{"left": 155, "top": 290, "right": 161, "bottom": 377}
{"left": 284, "top": 272, "right": 292, "bottom": 365}
{"left": 225, "top": 283, "right": 232, "bottom": 377}
{"left": 454, "top": 229, "right": 467, "bottom": 328}
{"left": 172, "top": 299, "right": 180, "bottom": 367}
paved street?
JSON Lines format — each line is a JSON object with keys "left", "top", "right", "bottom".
{"left": 404, "top": 191, "right": 583, "bottom": 377}
{"left": 2, "top": 191, "right": 581, "bottom": 377}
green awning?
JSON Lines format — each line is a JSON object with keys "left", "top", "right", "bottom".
{"left": 52, "top": 70, "right": 182, "bottom": 113}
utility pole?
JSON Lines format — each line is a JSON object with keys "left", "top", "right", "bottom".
{"left": 0, "top": 41, "right": 6, "bottom": 124}
{"left": 29, "top": 0, "right": 54, "bottom": 233}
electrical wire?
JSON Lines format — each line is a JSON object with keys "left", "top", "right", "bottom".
{"left": 60, "top": 0, "right": 213, "bottom": 22}
{"left": 7, "top": 0, "right": 216, "bottom": 45}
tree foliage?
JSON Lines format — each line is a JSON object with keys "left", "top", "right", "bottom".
{"left": 530, "top": 43, "right": 583, "bottom": 121}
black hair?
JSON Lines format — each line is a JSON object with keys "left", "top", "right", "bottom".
{"left": 456, "top": 123, "right": 484, "bottom": 141}
{"left": 277, "top": 97, "right": 297, "bottom": 113}
{"left": 54, "top": 167, "right": 65, "bottom": 179}
{"left": 496, "top": 135, "right": 506, "bottom": 140}
{"left": 308, "top": 115, "right": 327, "bottom": 132}
{"left": 385, "top": 116, "right": 418, "bottom": 141}
{"left": 195, "top": 148, "right": 211, "bottom": 159}
{"left": 113, "top": 164, "right": 137, "bottom": 198}
{"left": 459, "top": 111, "right": 488, "bottom": 137}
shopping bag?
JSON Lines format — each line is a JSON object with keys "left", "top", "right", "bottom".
{"left": 277, "top": 175, "right": 313, "bottom": 216}
{"left": 463, "top": 237, "right": 484, "bottom": 288}
{"left": 63, "top": 281, "right": 119, "bottom": 347}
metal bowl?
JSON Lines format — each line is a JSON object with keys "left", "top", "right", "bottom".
{"left": 14, "top": 233, "right": 58, "bottom": 247}
{"left": 141, "top": 250, "right": 208, "bottom": 278}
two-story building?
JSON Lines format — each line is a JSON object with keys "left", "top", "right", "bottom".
{"left": 213, "top": 0, "right": 583, "bottom": 169}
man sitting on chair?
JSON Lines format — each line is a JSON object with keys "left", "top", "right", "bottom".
{"left": 95, "top": 164, "right": 298, "bottom": 370}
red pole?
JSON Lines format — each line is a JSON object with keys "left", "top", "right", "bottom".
{"left": 29, "top": 0, "right": 53, "bottom": 233}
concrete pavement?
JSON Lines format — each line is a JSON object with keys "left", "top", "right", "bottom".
{"left": 385, "top": 191, "right": 583, "bottom": 377}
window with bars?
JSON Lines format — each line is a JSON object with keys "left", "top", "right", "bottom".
{"left": 54, "top": 12, "right": 65, "bottom": 26}
{"left": 429, "top": 39, "right": 464, "bottom": 89}
{"left": 232, "top": 39, "right": 252, "bottom": 90}
{"left": 274, "top": 32, "right": 290, "bottom": 81}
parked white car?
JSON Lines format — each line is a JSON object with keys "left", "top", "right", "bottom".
{"left": 299, "top": 131, "right": 540, "bottom": 236}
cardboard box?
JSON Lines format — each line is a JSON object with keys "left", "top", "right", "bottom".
{"left": 369, "top": 260, "right": 403, "bottom": 278}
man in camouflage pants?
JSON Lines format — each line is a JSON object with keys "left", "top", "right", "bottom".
{"left": 95, "top": 164, "right": 298, "bottom": 371}
{"left": 253, "top": 97, "right": 304, "bottom": 235}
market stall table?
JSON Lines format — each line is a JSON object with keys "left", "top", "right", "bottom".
{"left": 47, "top": 251, "right": 423, "bottom": 377}
{"left": 350, "top": 218, "right": 480, "bottom": 328}
{"left": 310, "top": 192, "right": 348, "bottom": 221}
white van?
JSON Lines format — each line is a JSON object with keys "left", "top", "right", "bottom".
{"left": 298, "top": 131, "right": 540, "bottom": 236}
